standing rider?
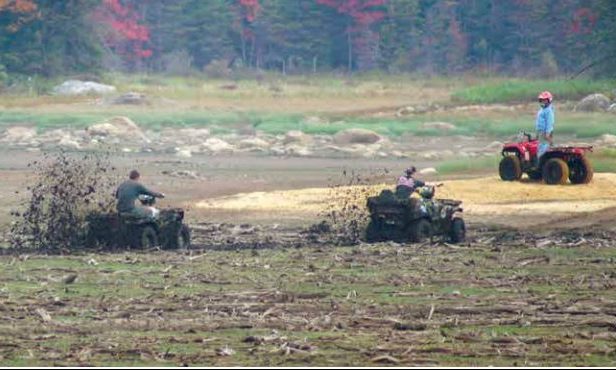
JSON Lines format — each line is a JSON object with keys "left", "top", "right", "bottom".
{"left": 396, "top": 166, "right": 425, "bottom": 197}
{"left": 536, "top": 91, "right": 555, "bottom": 161}
{"left": 115, "top": 170, "right": 165, "bottom": 219}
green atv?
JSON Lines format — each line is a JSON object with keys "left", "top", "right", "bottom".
{"left": 365, "top": 185, "right": 465, "bottom": 243}
{"left": 86, "top": 195, "right": 191, "bottom": 249}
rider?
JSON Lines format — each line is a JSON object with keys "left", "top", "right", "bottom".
{"left": 396, "top": 166, "right": 425, "bottom": 197}
{"left": 115, "top": 170, "right": 165, "bottom": 219}
{"left": 536, "top": 91, "right": 555, "bottom": 161}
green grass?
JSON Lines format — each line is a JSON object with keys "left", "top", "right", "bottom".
{"left": 437, "top": 155, "right": 500, "bottom": 174}
{"left": 452, "top": 79, "right": 615, "bottom": 104}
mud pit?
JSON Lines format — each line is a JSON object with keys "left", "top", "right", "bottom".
{"left": 197, "top": 174, "right": 616, "bottom": 232}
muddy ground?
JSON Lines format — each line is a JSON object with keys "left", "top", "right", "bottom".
{"left": 1, "top": 147, "right": 616, "bottom": 366}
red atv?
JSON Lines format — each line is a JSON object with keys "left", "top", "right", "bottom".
{"left": 499, "top": 132, "right": 593, "bottom": 185}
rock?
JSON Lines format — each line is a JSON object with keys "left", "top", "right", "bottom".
{"left": 303, "top": 116, "right": 325, "bottom": 125}
{"left": 1, "top": 127, "right": 37, "bottom": 143}
{"left": 608, "top": 103, "right": 616, "bottom": 113}
{"left": 58, "top": 136, "right": 81, "bottom": 150}
{"left": 52, "top": 80, "right": 116, "bottom": 96}
{"left": 574, "top": 93, "right": 611, "bottom": 112}
{"left": 396, "top": 106, "right": 415, "bottom": 116}
{"left": 333, "top": 128, "right": 382, "bottom": 145}
{"left": 599, "top": 134, "right": 616, "bottom": 145}
{"left": 484, "top": 141, "right": 504, "bottom": 151}
{"left": 419, "top": 167, "right": 438, "bottom": 175}
{"left": 175, "top": 148, "right": 192, "bottom": 158}
{"left": 87, "top": 116, "right": 147, "bottom": 141}
{"left": 161, "top": 170, "right": 200, "bottom": 179}
{"left": 238, "top": 137, "right": 270, "bottom": 149}
{"left": 202, "top": 137, "right": 235, "bottom": 153}
{"left": 110, "top": 92, "right": 148, "bottom": 105}
{"left": 283, "top": 130, "right": 313, "bottom": 145}
{"left": 421, "top": 122, "right": 457, "bottom": 131}
{"left": 285, "top": 144, "right": 313, "bottom": 157}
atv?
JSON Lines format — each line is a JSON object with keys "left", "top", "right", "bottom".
{"left": 365, "top": 185, "right": 465, "bottom": 244}
{"left": 499, "top": 132, "right": 593, "bottom": 185}
{"left": 86, "top": 195, "right": 191, "bottom": 249}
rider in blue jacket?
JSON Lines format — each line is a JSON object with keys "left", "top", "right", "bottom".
{"left": 536, "top": 91, "right": 555, "bottom": 160}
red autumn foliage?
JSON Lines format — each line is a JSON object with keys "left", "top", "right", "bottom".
{"left": 93, "top": 0, "right": 152, "bottom": 61}
{"left": 317, "top": 0, "right": 385, "bottom": 27}
{"left": 239, "top": 0, "right": 260, "bottom": 22}
{"left": 571, "top": 7, "right": 598, "bottom": 34}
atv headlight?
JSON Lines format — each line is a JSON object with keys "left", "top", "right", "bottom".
{"left": 440, "top": 207, "right": 449, "bottom": 219}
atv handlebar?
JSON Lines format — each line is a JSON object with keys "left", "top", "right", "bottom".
{"left": 520, "top": 131, "right": 533, "bottom": 142}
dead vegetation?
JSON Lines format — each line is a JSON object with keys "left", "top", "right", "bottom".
{"left": 1, "top": 228, "right": 616, "bottom": 366}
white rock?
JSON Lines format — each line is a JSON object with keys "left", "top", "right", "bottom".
{"left": 58, "top": 136, "right": 81, "bottom": 150}
{"left": 238, "top": 137, "right": 270, "bottom": 149}
{"left": 574, "top": 93, "right": 611, "bottom": 112}
{"left": 175, "top": 148, "right": 192, "bottom": 158}
{"left": 333, "top": 128, "right": 382, "bottom": 145}
{"left": 202, "top": 137, "right": 234, "bottom": 153}
{"left": 283, "top": 130, "right": 313, "bottom": 145}
{"left": 1, "top": 126, "right": 37, "bottom": 142}
{"left": 484, "top": 141, "right": 504, "bottom": 150}
{"left": 419, "top": 167, "right": 438, "bottom": 175}
{"left": 87, "top": 116, "right": 147, "bottom": 141}
{"left": 52, "top": 80, "right": 116, "bottom": 96}
{"left": 421, "top": 121, "right": 457, "bottom": 131}
{"left": 285, "top": 144, "right": 313, "bottom": 157}
{"left": 599, "top": 134, "right": 616, "bottom": 145}
{"left": 608, "top": 103, "right": 616, "bottom": 113}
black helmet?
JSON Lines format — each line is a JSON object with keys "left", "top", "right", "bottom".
{"left": 405, "top": 166, "right": 416, "bottom": 176}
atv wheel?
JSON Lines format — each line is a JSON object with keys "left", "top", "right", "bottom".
{"left": 137, "top": 226, "right": 158, "bottom": 249}
{"left": 542, "top": 158, "right": 569, "bottom": 185}
{"left": 365, "top": 219, "right": 383, "bottom": 243}
{"left": 410, "top": 219, "right": 432, "bottom": 243}
{"left": 176, "top": 225, "right": 191, "bottom": 249}
{"left": 450, "top": 218, "right": 466, "bottom": 243}
{"left": 568, "top": 156, "right": 593, "bottom": 184}
{"left": 499, "top": 156, "right": 522, "bottom": 181}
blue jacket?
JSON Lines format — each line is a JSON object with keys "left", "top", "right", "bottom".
{"left": 535, "top": 105, "right": 554, "bottom": 135}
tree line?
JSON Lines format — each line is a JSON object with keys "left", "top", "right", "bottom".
{"left": 0, "top": 0, "right": 615, "bottom": 79}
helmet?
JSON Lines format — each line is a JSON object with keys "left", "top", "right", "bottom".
{"left": 405, "top": 166, "right": 416, "bottom": 176}
{"left": 538, "top": 91, "right": 553, "bottom": 104}
{"left": 418, "top": 186, "right": 435, "bottom": 199}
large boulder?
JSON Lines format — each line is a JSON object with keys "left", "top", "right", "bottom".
{"left": 238, "top": 137, "right": 270, "bottom": 150}
{"left": 110, "top": 92, "right": 149, "bottom": 105}
{"left": 421, "top": 122, "right": 457, "bottom": 131}
{"left": 1, "top": 126, "right": 37, "bottom": 143}
{"left": 87, "top": 116, "right": 146, "bottom": 141}
{"left": 52, "top": 80, "right": 116, "bottom": 96}
{"left": 283, "top": 130, "right": 313, "bottom": 145}
{"left": 201, "top": 137, "right": 235, "bottom": 153}
{"left": 599, "top": 134, "right": 616, "bottom": 146}
{"left": 333, "top": 128, "right": 382, "bottom": 145}
{"left": 574, "top": 94, "right": 611, "bottom": 112}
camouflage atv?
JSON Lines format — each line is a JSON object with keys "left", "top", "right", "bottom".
{"left": 86, "top": 195, "right": 190, "bottom": 249}
{"left": 365, "top": 185, "right": 465, "bottom": 243}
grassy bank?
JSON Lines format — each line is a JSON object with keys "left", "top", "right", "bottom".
{"left": 2, "top": 108, "right": 615, "bottom": 140}
{"left": 452, "top": 79, "right": 615, "bottom": 104}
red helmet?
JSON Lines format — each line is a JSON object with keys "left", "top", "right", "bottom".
{"left": 538, "top": 91, "right": 553, "bottom": 103}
